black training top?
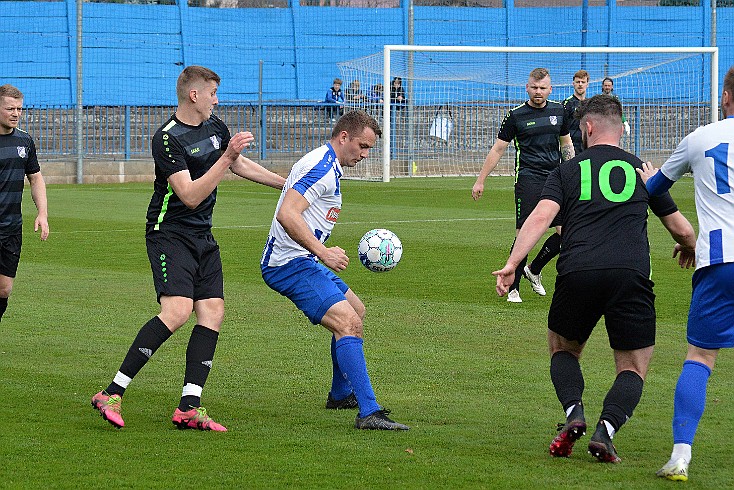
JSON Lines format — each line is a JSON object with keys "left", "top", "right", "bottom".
{"left": 541, "top": 144, "right": 678, "bottom": 277}
{"left": 562, "top": 94, "right": 584, "bottom": 155}
{"left": 497, "top": 100, "right": 570, "bottom": 178}
{"left": 0, "top": 128, "right": 41, "bottom": 235}
{"left": 146, "top": 114, "right": 231, "bottom": 234}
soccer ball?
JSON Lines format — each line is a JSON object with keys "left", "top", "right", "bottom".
{"left": 358, "top": 228, "right": 402, "bottom": 272}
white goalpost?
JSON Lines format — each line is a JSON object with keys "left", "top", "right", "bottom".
{"left": 337, "top": 45, "right": 719, "bottom": 182}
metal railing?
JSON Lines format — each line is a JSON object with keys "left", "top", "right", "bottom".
{"left": 23, "top": 101, "right": 710, "bottom": 178}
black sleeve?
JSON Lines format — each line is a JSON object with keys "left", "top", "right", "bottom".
{"left": 649, "top": 191, "right": 679, "bottom": 217}
{"left": 540, "top": 166, "right": 563, "bottom": 206}
{"left": 497, "top": 110, "right": 515, "bottom": 143}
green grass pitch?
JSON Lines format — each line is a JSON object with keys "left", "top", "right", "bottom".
{"left": 2, "top": 176, "right": 732, "bottom": 488}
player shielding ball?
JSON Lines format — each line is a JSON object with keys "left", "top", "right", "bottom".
{"left": 261, "top": 110, "right": 409, "bottom": 430}
{"left": 493, "top": 94, "right": 695, "bottom": 463}
{"left": 638, "top": 65, "right": 734, "bottom": 483}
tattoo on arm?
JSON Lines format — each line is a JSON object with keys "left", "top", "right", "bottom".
{"left": 561, "top": 144, "right": 575, "bottom": 162}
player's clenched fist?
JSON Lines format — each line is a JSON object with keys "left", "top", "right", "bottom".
{"left": 224, "top": 131, "right": 255, "bottom": 159}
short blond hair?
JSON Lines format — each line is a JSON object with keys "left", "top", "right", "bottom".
{"left": 573, "top": 69, "right": 589, "bottom": 81}
{"left": 0, "top": 84, "right": 24, "bottom": 100}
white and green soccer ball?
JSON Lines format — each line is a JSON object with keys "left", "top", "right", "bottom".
{"left": 358, "top": 228, "right": 402, "bottom": 272}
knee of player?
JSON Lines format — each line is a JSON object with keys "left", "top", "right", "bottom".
{"left": 353, "top": 302, "right": 366, "bottom": 322}
{"left": 159, "top": 307, "right": 193, "bottom": 331}
{"left": 338, "top": 314, "right": 364, "bottom": 338}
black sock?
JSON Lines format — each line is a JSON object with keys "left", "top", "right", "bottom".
{"left": 512, "top": 256, "right": 527, "bottom": 292}
{"left": 600, "top": 370, "right": 644, "bottom": 432}
{"left": 179, "top": 324, "right": 219, "bottom": 411}
{"left": 509, "top": 237, "right": 527, "bottom": 292}
{"left": 529, "top": 232, "right": 561, "bottom": 275}
{"left": 0, "top": 297, "right": 7, "bottom": 321}
{"left": 106, "top": 316, "right": 172, "bottom": 396}
{"left": 550, "top": 351, "right": 585, "bottom": 411}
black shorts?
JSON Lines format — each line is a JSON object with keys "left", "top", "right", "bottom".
{"left": 0, "top": 234, "right": 22, "bottom": 278}
{"left": 515, "top": 173, "right": 562, "bottom": 229}
{"left": 548, "top": 269, "right": 656, "bottom": 351}
{"left": 146, "top": 229, "right": 223, "bottom": 303}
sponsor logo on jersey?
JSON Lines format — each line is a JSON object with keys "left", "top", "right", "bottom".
{"left": 325, "top": 207, "right": 341, "bottom": 222}
{"left": 191, "top": 147, "right": 200, "bottom": 154}
{"left": 526, "top": 121, "right": 536, "bottom": 127}
{"left": 210, "top": 135, "right": 221, "bottom": 150}
{"left": 17, "top": 146, "right": 27, "bottom": 158}
{"left": 550, "top": 116, "right": 558, "bottom": 125}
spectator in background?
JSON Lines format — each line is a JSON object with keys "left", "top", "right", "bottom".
{"left": 390, "top": 77, "right": 407, "bottom": 108}
{"left": 324, "top": 77, "right": 345, "bottom": 121}
{"left": 368, "top": 84, "right": 384, "bottom": 104}
{"left": 345, "top": 80, "right": 366, "bottom": 105}
{"left": 601, "top": 77, "right": 630, "bottom": 136}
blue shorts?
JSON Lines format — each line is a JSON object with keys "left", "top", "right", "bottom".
{"left": 261, "top": 257, "right": 349, "bottom": 325}
{"left": 688, "top": 262, "right": 734, "bottom": 349}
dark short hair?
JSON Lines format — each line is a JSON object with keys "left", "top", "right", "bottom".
{"left": 176, "top": 66, "right": 221, "bottom": 102}
{"left": 602, "top": 77, "right": 614, "bottom": 86}
{"left": 332, "top": 110, "right": 381, "bottom": 138}
{"left": 575, "top": 94, "right": 623, "bottom": 122}
{"left": 0, "top": 84, "right": 23, "bottom": 99}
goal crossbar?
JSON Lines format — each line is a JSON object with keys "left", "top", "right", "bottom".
{"left": 376, "top": 45, "right": 719, "bottom": 182}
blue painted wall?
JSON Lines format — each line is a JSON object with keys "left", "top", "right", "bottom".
{"left": 0, "top": 0, "right": 731, "bottom": 106}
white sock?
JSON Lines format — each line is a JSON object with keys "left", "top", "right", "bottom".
{"left": 113, "top": 371, "right": 132, "bottom": 388}
{"left": 671, "top": 443, "right": 692, "bottom": 464}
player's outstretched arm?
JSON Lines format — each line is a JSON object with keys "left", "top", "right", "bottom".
{"left": 169, "top": 131, "right": 252, "bottom": 209}
{"left": 230, "top": 154, "right": 286, "bottom": 190}
{"left": 492, "top": 199, "right": 559, "bottom": 296}
{"left": 472, "top": 139, "right": 509, "bottom": 201}
{"left": 658, "top": 210, "right": 696, "bottom": 269}
{"left": 27, "top": 172, "right": 49, "bottom": 241}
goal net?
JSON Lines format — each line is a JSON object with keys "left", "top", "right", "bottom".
{"left": 337, "top": 46, "right": 718, "bottom": 182}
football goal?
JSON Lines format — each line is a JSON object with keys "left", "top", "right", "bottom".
{"left": 337, "top": 46, "right": 718, "bottom": 182}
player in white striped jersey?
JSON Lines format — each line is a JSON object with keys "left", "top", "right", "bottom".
{"left": 638, "top": 65, "right": 734, "bottom": 482}
{"left": 261, "top": 110, "right": 409, "bottom": 430}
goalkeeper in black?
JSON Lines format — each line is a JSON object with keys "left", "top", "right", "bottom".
{"left": 473, "top": 67, "right": 575, "bottom": 303}
{"left": 493, "top": 94, "right": 696, "bottom": 464}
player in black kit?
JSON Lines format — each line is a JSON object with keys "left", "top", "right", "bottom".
{"left": 562, "top": 69, "right": 589, "bottom": 156}
{"left": 91, "top": 66, "right": 286, "bottom": 431}
{"left": 0, "top": 84, "right": 49, "bottom": 322}
{"left": 472, "top": 68, "right": 575, "bottom": 303}
{"left": 493, "top": 94, "right": 696, "bottom": 464}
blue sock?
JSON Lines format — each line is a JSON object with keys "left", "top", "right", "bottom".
{"left": 672, "top": 360, "right": 712, "bottom": 445}
{"left": 329, "top": 335, "right": 352, "bottom": 400}
{"left": 335, "top": 336, "right": 380, "bottom": 418}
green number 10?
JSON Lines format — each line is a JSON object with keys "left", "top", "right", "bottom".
{"left": 578, "top": 159, "right": 636, "bottom": 203}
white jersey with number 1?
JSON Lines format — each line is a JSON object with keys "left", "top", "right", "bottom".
{"left": 659, "top": 116, "right": 734, "bottom": 269}
{"left": 261, "top": 143, "right": 343, "bottom": 267}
